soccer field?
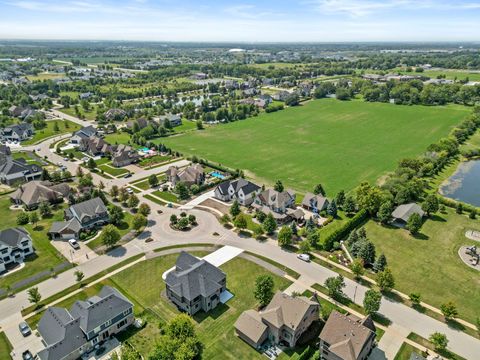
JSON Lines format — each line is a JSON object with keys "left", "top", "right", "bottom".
{"left": 162, "top": 99, "right": 469, "bottom": 194}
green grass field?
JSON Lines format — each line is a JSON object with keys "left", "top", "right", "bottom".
{"left": 98, "top": 163, "right": 129, "bottom": 177}
{"left": 104, "top": 132, "right": 131, "bottom": 145}
{"left": 26, "top": 72, "right": 65, "bottom": 81}
{"left": 391, "top": 68, "right": 480, "bottom": 82}
{"left": 0, "top": 331, "right": 12, "bottom": 356}
{"left": 59, "top": 105, "right": 99, "bottom": 121}
{"left": 23, "top": 120, "right": 81, "bottom": 145}
{"left": 161, "top": 99, "right": 468, "bottom": 194}
{"left": 0, "top": 197, "right": 69, "bottom": 291}
{"left": 365, "top": 209, "right": 480, "bottom": 323}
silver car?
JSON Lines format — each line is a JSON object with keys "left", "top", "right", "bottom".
{"left": 19, "top": 322, "right": 31, "bottom": 337}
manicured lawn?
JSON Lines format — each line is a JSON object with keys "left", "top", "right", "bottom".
{"left": 391, "top": 68, "right": 480, "bottom": 82}
{"left": 131, "top": 175, "right": 166, "bottom": 191}
{"left": 104, "top": 132, "right": 131, "bottom": 145}
{"left": 151, "top": 190, "right": 178, "bottom": 203}
{"left": 172, "top": 120, "right": 197, "bottom": 133}
{"left": 59, "top": 105, "right": 99, "bottom": 121}
{"left": 161, "top": 99, "right": 468, "bottom": 194}
{"left": 110, "top": 254, "right": 292, "bottom": 358}
{"left": 98, "top": 164, "right": 129, "bottom": 177}
{"left": 0, "top": 196, "right": 69, "bottom": 291}
{"left": 23, "top": 120, "right": 81, "bottom": 145}
{"left": 394, "top": 342, "right": 419, "bottom": 360}
{"left": 365, "top": 209, "right": 480, "bottom": 323}
{"left": 0, "top": 331, "right": 12, "bottom": 356}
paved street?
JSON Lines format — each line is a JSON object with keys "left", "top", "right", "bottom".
{"left": 1, "top": 121, "right": 480, "bottom": 360}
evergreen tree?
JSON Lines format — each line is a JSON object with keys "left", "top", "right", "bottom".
{"left": 313, "top": 183, "right": 325, "bottom": 196}
{"left": 373, "top": 254, "right": 387, "bottom": 272}
{"left": 327, "top": 199, "right": 338, "bottom": 217}
{"left": 335, "top": 190, "right": 346, "bottom": 208}
{"left": 358, "top": 241, "right": 376, "bottom": 265}
{"left": 263, "top": 213, "right": 277, "bottom": 235}
{"left": 344, "top": 196, "right": 356, "bottom": 214}
{"left": 274, "top": 180, "right": 284, "bottom": 192}
{"left": 230, "top": 200, "right": 240, "bottom": 217}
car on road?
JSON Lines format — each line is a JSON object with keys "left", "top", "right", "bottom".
{"left": 37, "top": 147, "right": 41, "bottom": 151}
{"left": 126, "top": 188, "right": 133, "bottom": 194}
{"left": 22, "top": 351, "right": 33, "bottom": 360}
{"left": 19, "top": 322, "right": 31, "bottom": 337}
{"left": 124, "top": 173, "right": 132, "bottom": 178}
{"left": 68, "top": 239, "right": 80, "bottom": 250}
{"left": 63, "top": 157, "right": 69, "bottom": 161}
{"left": 297, "top": 254, "right": 311, "bottom": 262}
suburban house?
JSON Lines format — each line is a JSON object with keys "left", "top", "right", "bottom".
{"left": 165, "top": 251, "right": 227, "bottom": 316}
{"left": 214, "top": 179, "right": 261, "bottom": 206}
{"left": 10, "top": 181, "right": 71, "bottom": 209}
{"left": 0, "top": 228, "right": 34, "bottom": 273}
{"left": 166, "top": 164, "right": 205, "bottom": 187}
{"left": 37, "top": 286, "right": 134, "bottom": 360}
{"left": 49, "top": 197, "right": 109, "bottom": 240}
{"left": 104, "top": 108, "right": 127, "bottom": 121}
{"left": 235, "top": 292, "right": 319, "bottom": 349}
{"left": 391, "top": 203, "right": 425, "bottom": 227}
{"left": 158, "top": 113, "right": 182, "bottom": 128}
{"left": 78, "top": 136, "right": 111, "bottom": 157}
{"left": 191, "top": 72, "right": 207, "bottom": 80}
{"left": 0, "top": 154, "right": 42, "bottom": 185}
{"left": 301, "top": 192, "right": 329, "bottom": 213}
{"left": 71, "top": 125, "right": 97, "bottom": 144}
{"left": 111, "top": 144, "right": 141, "bottom": 167}
{"left": 319, "top": 310, "right": 376, "bottom": 360}
{"left": 0, "top": 122, "right": 34, "bottom": 142}
{"left": 252, "top": 188, "right": 296, "bottom": 222}
{"left": 272, "top": 90, "right": 291, "bottom": 102}
{"left": 126, "top": 117, "right": 150, "bottom": 131}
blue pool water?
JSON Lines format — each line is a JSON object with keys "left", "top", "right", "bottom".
{"left": 210, "top": 171, "right": 226, "bottom": 179}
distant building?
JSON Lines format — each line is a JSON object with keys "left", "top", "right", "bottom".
{"left": 391, "top": 203, "right": 425, "bottom": 226}
{"left": 235, "top": 292, "right": 319, "bottom": 349}
{"left": 0, "top": 227, "right": 34, "bottom": 273}
{"left": 158, "top": 114, "right": 182, "bottom": 128}
{"left": 111, "top": 144, "right": 141, "bottom": 167}
{"left": 191, "top": 72, "right": 208, "bottom": 80}
{"left": 37, "top": 286, "right": 134, "bottom": 360}
{"left": 104, "top": 108, "right": 127, "bottom": 121}
{"left": 71, "top": 125, "right": 97, "bottom": 144}
{"left": 252, "top": 188, "right": 296, "bottom": 222}
{"left": 319, "top": 310, "right": 376, "bottom": 360}
{"left": 165, "top": 251, "right": 227, "bottom": 315}
{"left": 78, "top": 136, "right": 111, "bottom": 156}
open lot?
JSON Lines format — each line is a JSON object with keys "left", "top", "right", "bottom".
{"left": 23, "top": 120, "right": 81, "bottom": 145}
{"left": 365, "top": 209, "right": 480, "bottom": 323}
{"left": 0, "top": 196, "right": 69, "bottom": 292}
{"left": 161, "top": 99, "right": 468, "bottom": 194}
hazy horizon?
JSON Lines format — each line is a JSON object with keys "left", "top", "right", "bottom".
{"left": 0, "top": 0, "right": 479, "bottom": 42}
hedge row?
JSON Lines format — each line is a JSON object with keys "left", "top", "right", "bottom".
{"left": 439, "top": 196, "right": 479, "bottom": 213}
{"left": 320, "top": 209, "right": 368, "bottom": 251}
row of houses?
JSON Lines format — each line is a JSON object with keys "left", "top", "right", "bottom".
{"left": 165, "top": 251, "right": 377, "bottom": 359}
{"left": 0, "top": 227, "right": 34, "bottom": 274}
{"left": 214, "top": 178, "right": 330, "bottom": 224}
{"left": 71, "top": 126, "right": 141, "bottom": 167}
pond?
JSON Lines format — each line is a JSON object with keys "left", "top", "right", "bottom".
{"left": 439, "top": 159, "right": 480, "bottom": 207}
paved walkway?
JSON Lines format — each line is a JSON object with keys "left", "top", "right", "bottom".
{"left": 179, "top": 190, "right": 215, "bottom": 210}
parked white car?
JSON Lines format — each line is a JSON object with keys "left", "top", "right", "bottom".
{"left": 297, "top": 254, "right": 310, "bottom": 262}
{"left": 68, "top": 239, "right": 80, "bottom": 250}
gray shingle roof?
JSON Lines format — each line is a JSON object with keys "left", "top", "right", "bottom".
{"left": 391, "top": 203, "right": 425, "bottom": 222}
{"left": 70, "top": 286, "right": 133, "bottom": 334}
{"left": 0, "top": 227, "right": 30, "bottom": 248}
{"left": 68, "top": 197, "right": 108, "bottom": 222}
{"left": 165, "top": 251, "right": 226, "bottom": 301}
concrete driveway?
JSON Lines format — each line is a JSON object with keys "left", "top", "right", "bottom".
{"left": 1, "top": 313, "right": 44, "bottom": 360}
{"left": 50, "top": 239, "right": 97, "bottom": 264}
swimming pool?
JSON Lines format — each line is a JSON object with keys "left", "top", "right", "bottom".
{"left": 210, "top": 171, "right": 226, "bottom": 179}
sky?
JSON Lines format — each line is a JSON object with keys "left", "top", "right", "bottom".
{"left": 0, "top": 0, "right": 479, "bottom": 42}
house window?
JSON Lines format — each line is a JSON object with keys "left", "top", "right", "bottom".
{"left": 0, "top": 249, "right": 8, "bottom": 254}
{"left": 123, "top": 308, "right": 131, "bottom": 316}
{"left": 92, "top": 337, "right": 99, "bottom": 345}
{"left": 104, "top": 319, "right": 112, "bottom": 327}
